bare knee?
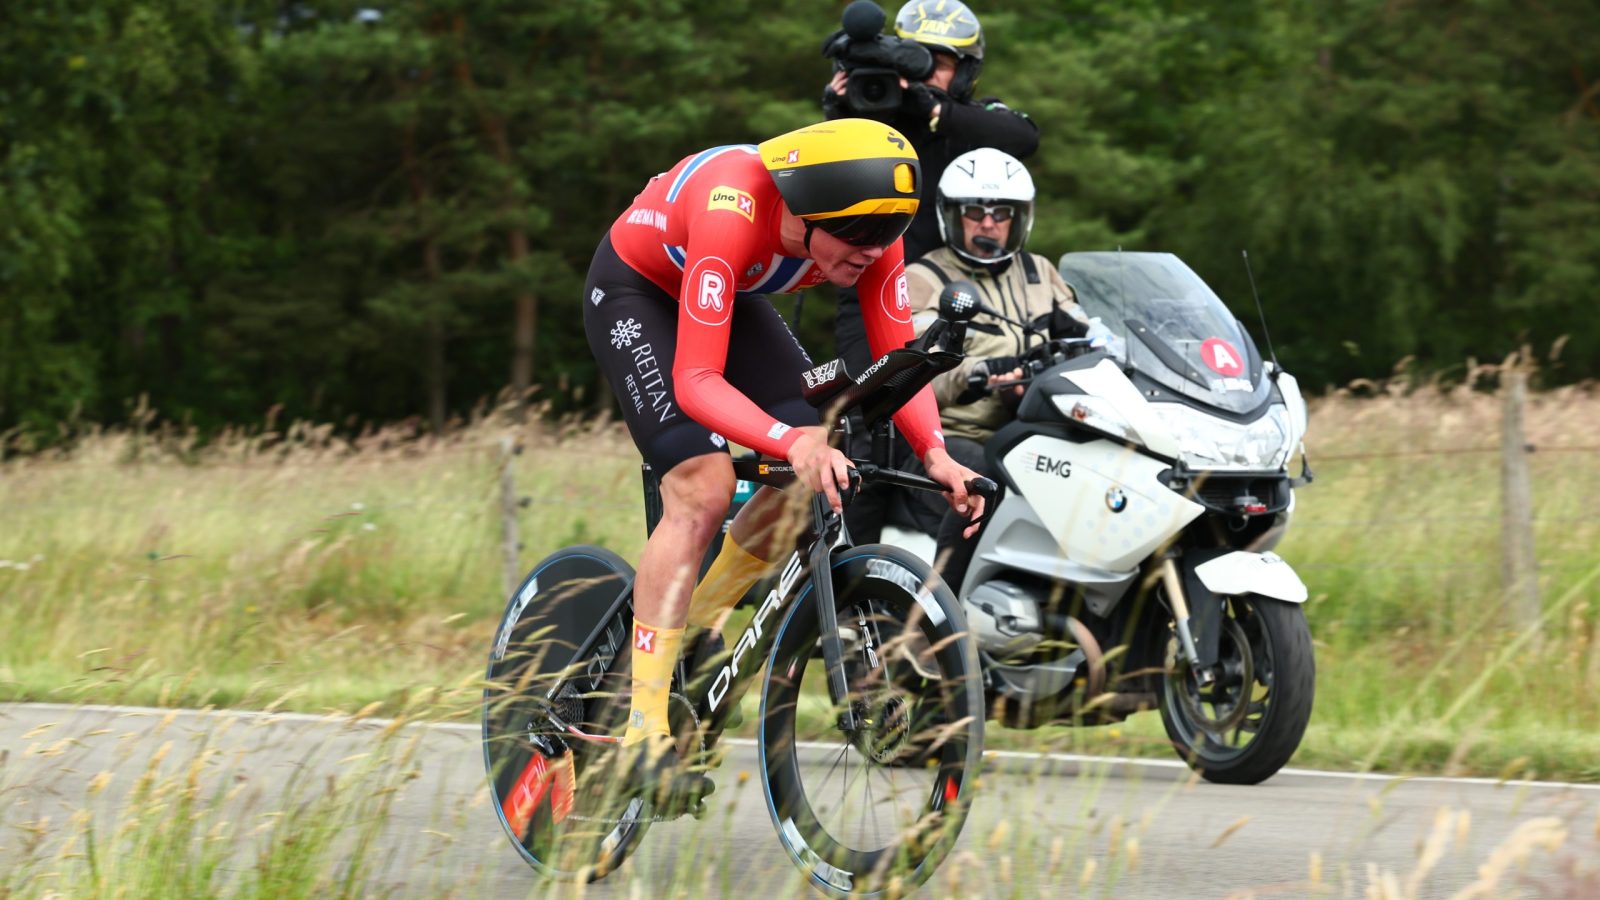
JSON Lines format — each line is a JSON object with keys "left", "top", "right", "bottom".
{"left": 659, "top": 455, "right": 735, "bottom": 545}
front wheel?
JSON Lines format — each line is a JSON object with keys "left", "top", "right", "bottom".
{"left": 759, "top": 545, "right": 984, "bottom": 896}
{"left": 1160, "top": 594, "right": 1315, "bottom": 785}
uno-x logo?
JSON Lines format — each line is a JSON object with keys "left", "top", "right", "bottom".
{"left": 786, "top": 149, "right": 799, "bottom": 163}
{"left": 634, "top": 624, "right": 656, "bottom": 654}
{"left": 707, "top": 185, "right": 755, "bottom": 223}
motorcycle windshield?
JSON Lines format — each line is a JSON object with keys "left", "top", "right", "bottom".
{"left": 1059, "top": 251, "right": 1269, "bottom": 416}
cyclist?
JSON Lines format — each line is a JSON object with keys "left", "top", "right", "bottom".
{"left": 582, "top": 118, "right": 987, "bottom": 806}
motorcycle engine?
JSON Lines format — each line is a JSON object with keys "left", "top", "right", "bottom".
{"left": 965, "top": 580, "right": 1046, "bottom": 656}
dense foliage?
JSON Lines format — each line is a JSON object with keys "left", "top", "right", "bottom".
{"left": 3, "top": 0, "right": 1597, "bottom": 433}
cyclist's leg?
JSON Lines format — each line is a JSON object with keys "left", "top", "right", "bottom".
{"left": 582, "top": 237, "right": 733, "bottom": 756}
{"left": 683, "top": 295, "right": 820, "bottom": 629}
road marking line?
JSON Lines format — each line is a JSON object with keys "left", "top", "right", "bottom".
{"left": 10, "top": 701, "right": 1598, "bottom": 792}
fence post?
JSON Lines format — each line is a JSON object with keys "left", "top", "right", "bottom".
{"left": 499, "top": 436, "right": 523, "bottom": 599}
{"left": 1499, "top": 356, "right": 1540, "bottom": 638}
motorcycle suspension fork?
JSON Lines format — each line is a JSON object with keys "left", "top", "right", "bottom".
{"left": 1161, "top": 558, "right": 1216, "bottom": 688}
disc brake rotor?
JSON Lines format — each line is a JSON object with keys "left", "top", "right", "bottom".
{"left": 1173, "top": 615, "right": 1255, "bottom": 736}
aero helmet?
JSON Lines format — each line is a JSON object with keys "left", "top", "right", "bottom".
{"left": 759, "top": 118, "right": 921, "bottom": 250}
{"left": 894, "top": 0, "right": 984, "bottom": 99}
{"left": 937, "top": 147, "right": 1035, "bottom": 264}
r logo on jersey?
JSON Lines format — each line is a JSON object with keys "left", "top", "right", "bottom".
{"left": 685, "top": 258, "right": 734, "bottom": 327}
{"left": 880, "top": 267, "right": 911, "bottom": 324}
{"left": 707, "top": 185, "right": 756, "bottom": 223}
{"left": 699, "top": 271, "right": 725, "bottom": 312}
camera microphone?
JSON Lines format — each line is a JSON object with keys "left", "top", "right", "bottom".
{"left": 841, "top": 0, "right": 886, "bottom": 40}
{"left": 972, "top": 236, "right": 1005, "bottom": 255}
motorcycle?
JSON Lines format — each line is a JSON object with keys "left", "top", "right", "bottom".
{"left": 883, "top": 250, "right": 1316, "bottom": 785}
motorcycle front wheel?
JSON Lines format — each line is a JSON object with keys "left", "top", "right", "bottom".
{"left": 1159, "top": 594, "right": 1315, "bottom": 785}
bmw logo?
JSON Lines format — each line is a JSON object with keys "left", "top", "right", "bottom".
{"left": 1106, "top": 487, "right": 1128, "bottom": 513}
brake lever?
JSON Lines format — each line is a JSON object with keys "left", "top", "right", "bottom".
{"left": 837, "top": 465, "right": 864, "bottom": 508}
{"left": 963, "top": 476, "right": 999, "bottom": 532}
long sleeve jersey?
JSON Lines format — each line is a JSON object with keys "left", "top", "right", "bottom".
{"left": 607, "top": 144, "right": 946, "bottom": 461}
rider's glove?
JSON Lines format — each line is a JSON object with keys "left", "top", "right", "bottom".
{"left": 956, "top": 355, "right": 1023, "bottom": 405}
{"left": 977, "top": 355, "right": 1023, "bottom": 379}
{"left": 1032, "top": 308, "right": 1090, "bottom": 340}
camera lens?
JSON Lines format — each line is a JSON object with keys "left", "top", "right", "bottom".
{"left": 861, "top": 78, "right": 887, "bottom": 104}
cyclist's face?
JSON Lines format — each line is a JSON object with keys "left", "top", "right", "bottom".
{"left": 809, "top": 228, "right": 886, "bottom": 287}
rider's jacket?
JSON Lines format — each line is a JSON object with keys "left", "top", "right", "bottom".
{"left": 906, "top": 246, "right": 1086, "bottom": 442}
{"left": 608, "top": 145, "right": 945, "bottom": 461}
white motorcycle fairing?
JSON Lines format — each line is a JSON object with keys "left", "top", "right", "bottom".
{"left": 1000, "top": 433, "right": 1204, "bottom": 573}
{"left": 1194, "top": 551, "right": 1308, "bottom": 604}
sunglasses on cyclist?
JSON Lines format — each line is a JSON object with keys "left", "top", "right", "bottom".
{"left": 960, "top": 203, "right": 1015, "bottom": 224}
{"left": 813, "top": 212, "right": 914, "bottom": 249}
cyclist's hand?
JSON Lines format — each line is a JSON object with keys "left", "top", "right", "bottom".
{"left": 786, "top": 428, "right": 853, "bottom": 513}
{"left": 922, "top": 447, "right": 987, "bottom": 538}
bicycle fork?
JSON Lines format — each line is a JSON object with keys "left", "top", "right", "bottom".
{"left": 809, "top": 495, "right": 861, "bottom": 733}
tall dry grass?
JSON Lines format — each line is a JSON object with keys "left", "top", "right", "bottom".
{"left": 3, "top": 376, "right": 1600, "bottom": 777}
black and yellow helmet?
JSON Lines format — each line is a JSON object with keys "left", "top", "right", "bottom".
{"left": 895, "top": 0, "right": 984, "bottom": 99}
{"left": 758, "top": 118, "right": 921, "bottom": 249}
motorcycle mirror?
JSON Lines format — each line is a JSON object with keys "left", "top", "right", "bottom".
{"left": 938, "top": 280, "right": 982, "bottom": 322}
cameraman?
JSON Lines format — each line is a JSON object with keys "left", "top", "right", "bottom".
{"left": 825, "top": 0, "right": 1039, "bottom": 542}
{"left": 907, "top": 148, "right": 1088, "bottom": 592}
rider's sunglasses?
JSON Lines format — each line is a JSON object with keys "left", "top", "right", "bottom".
{"left": 814, "top": 212, "right": 914, "bottom": 249}
{"left": 960, "top": 203, "right": 1016, "bottom": 224}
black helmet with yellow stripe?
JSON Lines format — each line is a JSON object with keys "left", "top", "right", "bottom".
{"left": 894, "top": 0, "right": 984, "bottom": 99}
{"left": 759, "top": 118, "right": 921, "bottom": 250}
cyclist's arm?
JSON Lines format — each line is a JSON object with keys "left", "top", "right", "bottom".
{"left": 858, "top": 243, "right": 946, "bottom": 460}
{"left": 671, "top": 217, "right": 803, "bottom": 460}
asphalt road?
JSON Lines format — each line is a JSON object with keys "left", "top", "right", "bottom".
{"left": 3, "top": 703, "right": 1596, "bottom": 898}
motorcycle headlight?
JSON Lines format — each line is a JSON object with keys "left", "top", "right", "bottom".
{"left": 1161, "top": 403, "right": 1291, "bottom": 471}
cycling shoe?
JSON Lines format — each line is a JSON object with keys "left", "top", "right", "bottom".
{"left": 600, "top": 736, "right": 716, "bottom": 819}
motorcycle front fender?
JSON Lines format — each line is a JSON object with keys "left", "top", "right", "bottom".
{"left": 1193, "top": 551, "right": 1308, "bottom": 604}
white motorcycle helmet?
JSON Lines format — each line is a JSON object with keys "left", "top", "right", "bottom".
{"left": 936, "top": 148, "right": 1035, "bottom": 265}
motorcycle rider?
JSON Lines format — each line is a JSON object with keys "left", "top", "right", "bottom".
{"left": 905, "top": 148, "right": 1088, "bottom": 592}
{"left": 581, "top": 118, "right": 985, "bottom": 808}
{"left": 826, "top": 0, "right": 1039, "bottom": 544}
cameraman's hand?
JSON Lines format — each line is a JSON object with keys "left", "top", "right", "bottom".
{"left": 906, "top": 83, "right": 948, "bottom": 124}
{"left": 832, "top": 70, "right": 911, "bottom": 96}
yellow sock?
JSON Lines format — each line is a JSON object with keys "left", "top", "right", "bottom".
{"left": 686, "top": 533, "right": 772, "bottom": 630}
{"left": 622, "top": 618, "right": 685, "bottom": 747}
